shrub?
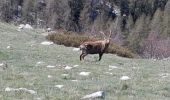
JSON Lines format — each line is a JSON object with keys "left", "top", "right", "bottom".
{"left": 46, "top": 31, "right": 135, "bottom": 58}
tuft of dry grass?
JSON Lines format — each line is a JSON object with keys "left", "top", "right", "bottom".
{"left": 46, "top": 31, "right": 135, "bottom": 58}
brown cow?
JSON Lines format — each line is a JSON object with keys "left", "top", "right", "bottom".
{"left": 79, "top": 31, "right": 112, "bottom": 61}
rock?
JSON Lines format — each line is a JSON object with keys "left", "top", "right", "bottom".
{"left": 64, "top": 66, "right": 73, "bottom": 70}
{"left": 55, "top": 85, "right": 64, "bottom": 89}
{"left": 41, "top": 41, "right": 54, "bottom": 45}
{"left": 47, "top": 75, "right": 52, "bottom": 78}
{"left": 71, "top": 80, "right": 78, "bottom": 82}
{"left": 61, "top": 74, "right": 69, "bottom": 76}
{"left": 46, "top": 28, "right": 52, "bottom": 32}
{"left": 0, "top": 63, "right": 7, "bottom": 70}
{"left": 6, "top": 46, "right": 11, "bottom": 49}
{"left": 46, "top": 65, "right": 56, "bottom": 68}
{"left": 120, "top": 76, "right": 131, "bottom": 81}
{"left": 159, "top": 73, "right": 169, "bottom": 78}
{"left": 18, "top": 24, "right": 25, "bottom": 29}
{"left": 105, "top": 72, "right": 113, "bottom": 75}
{"left": 17, "top": 24, "right": 33, "bottom": 31}
{"left": 5, "top": 87, "right": 36, "bottom": 95}
{"left": 79, "top": 72, "right": 90, "bottom": 76}
{"left": 24, "top": 24, "right": 33, "bottom": 29}
{"left": 109, "top": 65, "right": 118, "bottom": 69}
{"left": 73, "top": 65, "right": 79, "bottom": 67}
{"left": 81, "top": 91, "right": 105, "bottom": 99}
{"left": 36, "top": 61, "right": 45, "bottom": 66}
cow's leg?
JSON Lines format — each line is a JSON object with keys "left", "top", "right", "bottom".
{"left": 82, "top": 53, "right": 87, "bottom": 60}
{"left": 80, "top": 53, "right": 83, "bottom": 61}
{"left": 99, "top": 53, "right": 103, "bottom": 61}
{"left": 80, "top": 53, "right": 87, "bottom": 61}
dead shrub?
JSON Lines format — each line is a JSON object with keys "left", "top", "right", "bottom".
{"left": 141, "top": 32, "right": 170, "bottom": 59}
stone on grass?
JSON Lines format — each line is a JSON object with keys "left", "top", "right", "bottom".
{"left": 46, "top": 65, "right": 56, "bottom": 68}
{"left": 109, "top": 65, "right": 118, "bottom": 69}
{"left": 105, "top": 72, "right": 113, "bottom": 75}
{"left": 41, "top": 41, "right": 54, "bottom": 45}
{"left": 55, "top": 85, "right": 64, "bottom": 89}
{"left": 81, "top": 91, "right": 105, "bottom": 99}
{"left": 62, "top": 74, "right": 69, "bottom": 77}
{"left": 0, "top": 63, "right": 7, "bottom": 70}
{"left": 64, "top": 66, "right": 73, "bottom": 70}
{"left": 159, "top": 73, "right": 169, "bottom": 78}
{"left": 79, "top": 72, "right": 90, "bottom": 76}
{"left": 73, "top": 65, "right": 79, "bottom": 68}
{"left": 120, "top": 76, "right": 131, "bottom": 81}
{"left": 36, "top": 61, "right": 45, "bottom": 66}
{"left": 5, "top": 87, "right": 36, "bottom": 95}
{"left": 6, "top": 46, "right": 11, "bottom": 49}
{"left": 71, "top": 80, "right": 78, "bottom": 82}
{"left": 24, "top": 24, "right": 33, "bottom": 29}
{"left": 17, "top": 24, "right": 33, "bottom": 31}
{"left": 47, "top": 75, "right": 52, "bottom": 78}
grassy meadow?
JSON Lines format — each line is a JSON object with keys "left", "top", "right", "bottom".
{"left": 0, "top": 22, "right": 170, "bottom": 100}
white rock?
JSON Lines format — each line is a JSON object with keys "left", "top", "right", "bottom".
{"left": 46, "top": 65, "right": 56, "bottom": 68}
{"left": 5, "top": 87, "right": 36, "bottom": 95}
{"left": 5, "top": 87, "right": 12, "bottom": 92}
{"left": 81, "top": 91, "right": 105, "bottom": 99}
{"left": 64, "top": 66, "right": 73, "bottom": 70}
{"left": 114, "top": 8, "right": 121, "bottom": 16}
{"left": 36, "top": 61, "right": 45, "bottom": 66}
{"left": 120, "top": 76, "right": 131, "bottom": 81}
{"left": 73, "top": 65, "right": 79, "bottom": 68}
{"left": 26, "top": 89, "right": 37, "bottom": 94}
{"left": 48, "top": 75, "right": 52, "bottom": 78}
{"left": 41, "top": 41, "right": 54, "bottom": 45}
{"left": 18, "top": 24, "right": 25, "bottom": 29}
{"left": 109, "top": 65, "right": 118, "bottom": 69}
{"left": 71, "top": 80, "right": 78, "bottom": 82}
{"left": 55, "top": 85, "right": 64, "bottom": 89}
{"left": 0, "top": 63, "right": 5, "bottom": 67}
{"left": 159, "top": 73, "right": 169, "bottom": 78}
{"left": 46, "top": 28, "right": 52, "bottom": 32}
{"left": 73, "top": 48, "right": 80, "bottom": 51}
{"left": 106, "top": 72, "right": 113, "bottom": 75}
{"left": 6, "top": 46, "right": 11, "bottom": 49}
{"left": 36, "top": 61, "right": 45, "bottom": 64}
{"left": 0, "top": 63, "right": 7, "bottom": 69}
{"left": 79, "top": 72, "right": 90, "bottom": 76}
{"left": 24, "top": 24, "right": 33, "bottom": 29}
{"left": 62, "top": 74, "right": 69, "bottom": 76}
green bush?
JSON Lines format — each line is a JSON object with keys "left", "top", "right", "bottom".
{"left": 46, "top": 31, "right": 135, "bottom": 58}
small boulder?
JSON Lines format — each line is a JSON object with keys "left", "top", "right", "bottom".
{"left": 120, "top": 76, "right": 131, "bottom": 81}
{"left": 81, "top": 91, "right": 105, "bottom": 99}
{"left": 79, "top": 72, "right": 90, "bottom": 76}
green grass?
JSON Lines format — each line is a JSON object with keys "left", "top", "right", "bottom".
{"left": 0, "top": 22, "right": 170, "bottom": 100}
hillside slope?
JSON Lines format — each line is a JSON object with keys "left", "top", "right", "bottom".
{"left": 0, "top": 0, "right": 170, "bottom": 58}
{"left": 0, "top": 22, "right": 170, "bottom": 100}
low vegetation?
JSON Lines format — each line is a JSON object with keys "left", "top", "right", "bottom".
{"left": 0, "top": 0, "right": 169, "bottom": 58}
{"left": 0, "top": 22, "right": 170, "bottom": 100}
{"left": 46, "top": 31, "right": 135, "bottom": 58}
